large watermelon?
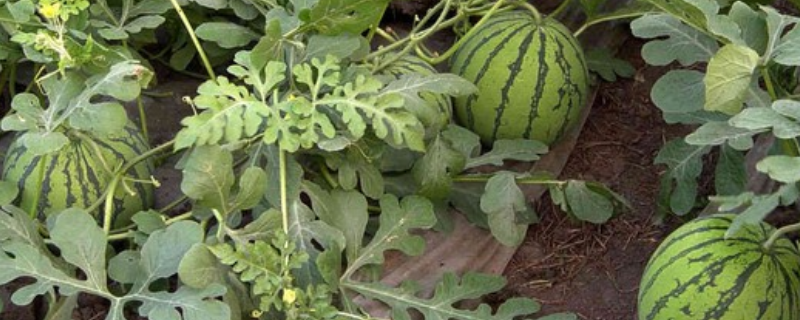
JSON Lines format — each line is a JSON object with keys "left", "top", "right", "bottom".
{"left": 638, "top": 214, "right": 800, "bottom": 320}
{"left": 2, "top": 121, "right": 155, "bottom": 226}
{"left": 381, "top": 54, "right": 453, "bottom": 137}
{"left": 449, "top": 11, "right": 589, "bottom": 145}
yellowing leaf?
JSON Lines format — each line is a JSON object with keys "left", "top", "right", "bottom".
{"left": 704, "top": 44, "right": 759, "bottom": 115}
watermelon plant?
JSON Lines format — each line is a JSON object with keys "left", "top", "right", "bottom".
{"left": 638, "top": 214, "right": 800, "bottom": 319}
{"left": 0, "top": 0, "right": 631, "bottom": 319}
{"left": 618, "top": 0, "right": 800, "bottom": 318}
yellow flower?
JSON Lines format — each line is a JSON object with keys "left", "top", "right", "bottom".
{"left": 39, "top": 2, "right": 61, "bottom": 20}
{"left": 282, "top": 288, "right": 297, "bottom": 305}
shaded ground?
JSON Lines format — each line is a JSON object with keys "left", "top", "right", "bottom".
{"left": 491, "top": 37, "right": 700, "bottom": 319}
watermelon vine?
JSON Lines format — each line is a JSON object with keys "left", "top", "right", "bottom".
{"left": 0, "top": 1, "right": 639, "bottom": 319}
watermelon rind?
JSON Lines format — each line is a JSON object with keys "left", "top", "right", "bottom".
{"left": 2, "top": 121, "right": 155, "bottom": 226}
{"left": 638, "top": 213, "right": 800, "bottom": 320}
{"left": 450, "top": 10, "right": 589, "bottom": 146}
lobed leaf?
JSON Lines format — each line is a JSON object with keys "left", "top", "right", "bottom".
{"left": 344, "top": 195, "right": 436, "bottom": 277}
{"left": 343, "top": 272, "right": 567, "bottom": 320}
{"left": 480, "top": 172, "right": 535, "bottom": 247}
{"left": 631, "top": 13, "right": 718, "bottom": 66}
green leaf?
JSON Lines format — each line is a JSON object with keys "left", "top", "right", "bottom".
{"left": 728, "top": 2, "right": 767, "bottom": 54}
{"left": 585, "top": 48, "right": 635, "bottom": 82}
{"left": 773, "top": 24, "right": 800, "bottom": 65}
{"left": 307, "top": 0, "right": 390, "bottom": 35}
{"left": 654, "top": 139, "right": 711, "bottom": 215}
{"left": 286, "top": 199, "right": 346, "bottom": 286}
{"left": 66, "top": 61, "right": 153, "bottom": 135}
{"left": 763, "top": 6, "right": 799, "bottom": 64}
{"left": 2, "top": 93, "right": 43, "bottom": 131}
{"left": 631, "top": 13, "right": 718, "bottom": 66}
{"left": 50, "top": 209, "right": 108, "bottom": 291}
{"left": 249, "top": 20, "right": 282, "bottom": 68}
{"left": 195, "top": 22, "right": 259, "bottom": 49}
{"left": 178, "top": 244, "right": 226, "bottom": 289}
{"left": 315, "top": 62, "right": 425, "bottom": 151}
{"left": 303, "top": 183, "right": 368, "bottom": 265}
{"left": 17, "top": 131, "right": 69, "bottom": 156}
{"left": 442, "top": 125, "right": 481, "bottom": 158}
{"left": 715, "top": 145, "right": 746, "bottom": 196}
{"left": 123, "top": 15, "right": 166, "bottom": 34}
{"left": 449, "top": 182, "right": 489, "bottom": 228}
{"left": 108, "top": 250, "right": 141, "bottom": 284}
{"left": 480, "top": 172, "right": 534, "bottom": 247}
{"left": 412, "top": 135, "right": 466, "bottom": 200}
{"left": 729, "top": 106, "right": 800, "bottom": 139}
{"left": 0, "top": 205, "right": 45, "bottom": 248}
{"left": 305, "top": 34, "right": 364, "bottom": 61}
{"left": 756, "top": 155, "right": 800, "bottom": 183}
{"left": 174, "top": 67, "right": 282, "bottom": 149}
{"left": 345, "top": 195, "right": 436, "bottom": 276}
{"left": 139, "top": 221, "right": 205, "bottom": 280}
{"left": 703, "top": 44, "right": 759, "bottom": 115}
{"left": 132, "top": 210, "right": 167, "bottom": 234}
{"left": 466, "top": 139, "right": 548, "bottom": 169}
{"left": 343, "top": 272, "right": 557, "bottom": 320}
{"left": 684, "top": 121, "right": 760, "bottom": 147}
{"left": 7, "top": 0, "right": 35, "bottom": 23}
{"left": 232, "top": 167, "right": 267, "bottom": 211}
{"left": 130, "top": 0, "right": 175, "bottom": 16}
{"left": 0, "top": 181, "right": 18, "bottom": 206}
{"left": 0, "top": 216, "right": 228, "bottom": 320}
{"left": 725, "top": 190, "right": 782, "bottom": 238}
{"left": 69, "top": 102, "right": 128, "bottom": 135}
{"left": 191, "top": 0, "right": 228, "bottom": 9}
{"left": 650, "top": 70, "right": 724, "bottom": 124}
{"left": 180, "top": 146, "right": 235, "bottom": 211}
{"left": 324, "top": 145, "right": 384, "bottom": 199}
{"left": 264, "top": 145, "right": 304, "bottom": 209}
{"left": 564, "top": 181, "right": 615, "bottom": 224}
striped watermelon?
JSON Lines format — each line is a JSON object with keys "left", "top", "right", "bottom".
{"left": 449, "top": 11, "right": 589, "bottom": 145}
{"left": 2, "top": 121, "right": 155, "bottom": 226}
{"left": 381, "top": 54, "right": 453, "bottom": 137}
{"left": 638, "top": 214, "right": 800, "bottom": 320}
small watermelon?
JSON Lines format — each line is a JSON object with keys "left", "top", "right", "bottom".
{"left": 381, "top": 54, "right": 453, "bottom": 137}
{"left": 449, "top": 10, "right": 589, "bottom": 145}
{"left": 2, "top": 121, "right": 155, "bottom": 226}
{"left": 638, "top": 214, "right": 800, "bottom": 320}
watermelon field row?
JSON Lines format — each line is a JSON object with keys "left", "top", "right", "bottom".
{"left": 0, "top": 0, "right": 799, "bottom": 319}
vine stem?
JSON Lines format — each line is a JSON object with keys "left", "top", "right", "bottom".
{"left": 513, "top": 1, "right": 543, "bottom": 25}
{"left": 453, "top": 174, "right": 566, "bottom": 186}
{"left": 279, "top": 149, "right": 289, "bottom": 235}
{"left": 549, "top": 0, "right": 572, "bottom": 18}
{"left": 90, "top": 140, "right": 175, "bottom": 232}
{"left": 168, "top": 0, "right": 216, "bottom": 80}
{"left": 424, "top": 0, "right": 509, "bottom": 65}
{"left": 763, "top": 222, "right": 800, "bottom": 251}
{"left": 761, "top": 67, "right": 800, "bottom": 156}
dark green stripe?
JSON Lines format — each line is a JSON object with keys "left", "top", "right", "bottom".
{"left": 492, "top": 26, "right": 537, "bottom": 141}
{"left": 462, "top": 22, "right": 533, "bottom": 130}
{"left": 549, "top": 31, "right": 578, "bottom": 140}
{"left": 523, "top": 29, "right": 549, "bottom": 139}
{"left": 641, "top": 233, "right": 766, "bottom": 295}
{"left": 38, "top": 154, "right": 60, "bottom": 219}
{"left": 703, "top": 255, "right": 764, "bottom": 318}
{"left": 645, "top": 250, "right": 754, "bottom": 320}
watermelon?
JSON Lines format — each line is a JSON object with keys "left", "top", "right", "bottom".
{"left": 2, "top": 121, "right": 155, "bottom": 226}
{"left": 381, "top": 54, "right": 453, "bottom": 137}
{"left": 638, "top": 214, "right": 800, "bottom": 320}
{"left": 449, "top": 11, "right": 589, "bottom": 145}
